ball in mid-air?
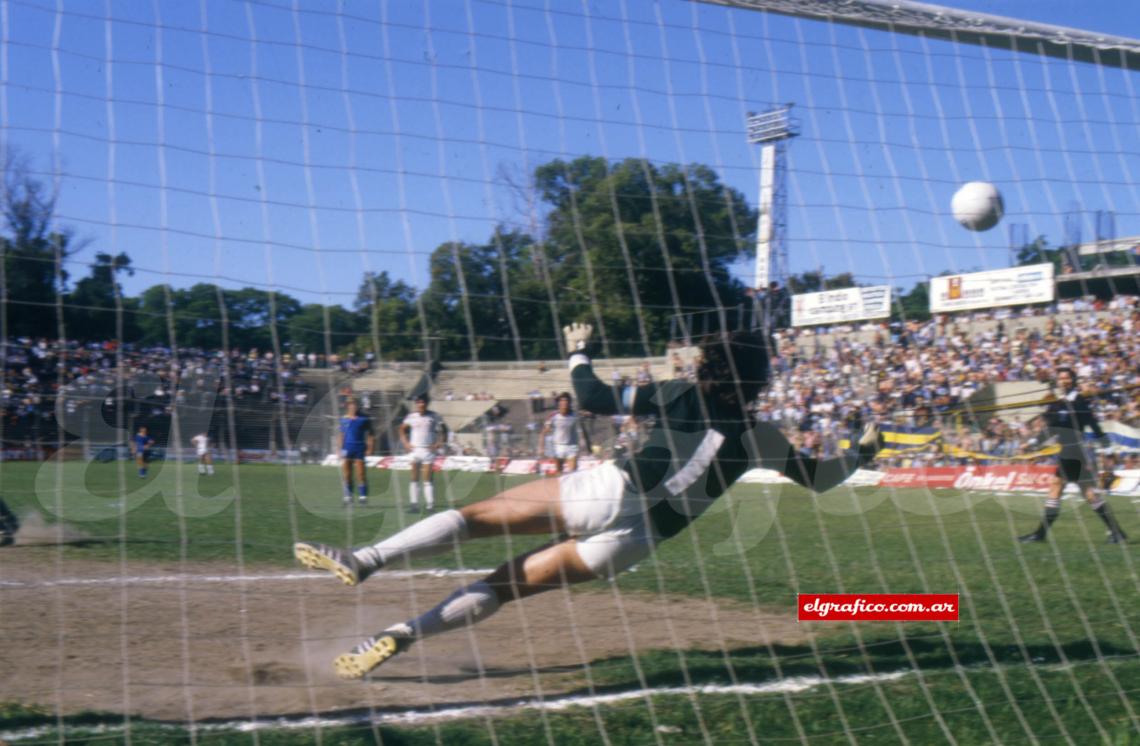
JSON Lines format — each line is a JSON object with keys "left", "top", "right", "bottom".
{"left": 951, "top": 181, "right": 1003, "bottom": 231}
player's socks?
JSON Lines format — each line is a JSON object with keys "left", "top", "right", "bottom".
{"left": 1019, "top": 500, "right": 1060, "bottom": 542}
{"left": 423, "top": 483, "right": 434, "bottom": 510}
{"left": 1091, "top": 498, "right": 1127, "bottom": 543}
{"left": 343, "top": 482, "right": 353, "bottom": 505}
{"left": 207, "top": 465, "right": 214, "bottom": 476}
{"left": 353, "top": 509, "right": 468, "bottom": 570}
{"left": 334, "top": 580, "right": 498, "bottom": 675}
{"left": 198, "top": 464, "right": 205, "bottom": 475}
{"left": 384, "top": 580, "right": 500, "bottom": 641}
{"left": 409, "top": 481, "right": 420, "bottom": 508}
{"left": 139, "top": 468, "right": 146, "bottom": 478}
{"left": 358, "top": 483, "right": 368, "bottom": 504}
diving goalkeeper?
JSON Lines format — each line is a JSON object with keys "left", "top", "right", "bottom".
{"left": 294, "top": 324, "right": 882, "bottom": 678}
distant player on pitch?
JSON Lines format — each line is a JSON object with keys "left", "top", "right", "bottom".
{"left": 400, "top": 393, "right": 446, "bottom": 512}
{"left": 191, "top": 432, "right": 214, "bottom": 476}
{"left": 295, "top": 323, "right": 882, "bottom": 679}
{"left": 339, "top": 399, "right": 374, "bottom": 506}
{"left": 1018, "top": 367, "right": 1127, "bottom": 544}
{"left": 132, "top": 425, "right": 154, "bottom": 479}
{"left": 540, "top": 392, "right": 579, "bottom": 473}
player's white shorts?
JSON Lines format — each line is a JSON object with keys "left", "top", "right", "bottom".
{"left": 409, "top": 447, "right": 435, "bottom": 465}
{"left": 558, "top": 461, "right": 659, "bottom": 579}
{"left": 196, "top": 449, "right": 209, "bottom": 457}
{"left": 553, "top": 443, "right": 579, "bottom": 459}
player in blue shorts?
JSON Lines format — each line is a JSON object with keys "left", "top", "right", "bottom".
{"left": 132, "top": 426, "right": 154, "bottom": 478}
{"left": 339, "top": 399, "right": 374, "bottom": 506}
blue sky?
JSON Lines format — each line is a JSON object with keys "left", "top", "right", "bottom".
{"left": 4, "top": 0, "right": 1138, "bottom": 308}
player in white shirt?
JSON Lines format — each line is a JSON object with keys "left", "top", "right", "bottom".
{"left": 539, "top": 392, "right": 579, "bottom": 473}
{"left": 191, "top": 432, "right": 214, "bottom": 476}
{"left": 400, "top": 393, "right": 446, "bottom": 512}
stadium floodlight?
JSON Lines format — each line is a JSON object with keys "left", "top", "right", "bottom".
{"left": 745, "top": 105, "right": 798, "bottom": 299}
{"left": 746, "top": 106, "right": 795, "bottom": 145}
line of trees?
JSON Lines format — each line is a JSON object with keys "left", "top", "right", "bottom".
{"left": 3, "top": 155, "right": 761, "bottom": 361}
{"left": 6, "top": 150, "right": 1022, "bottom": 361}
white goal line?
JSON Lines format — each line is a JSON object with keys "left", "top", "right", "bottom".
{"left": 0, "top": 670, "right": 912, "bottom": 742}
{"left": 0, "top": 568, "right": 495, "bottom": 590}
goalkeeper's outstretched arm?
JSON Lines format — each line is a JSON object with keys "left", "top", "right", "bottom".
{"left": 746, "top": 421, "right": 881, "bottom": 494}
{"left": 564, "top": 322, "right": 660, "bottom": 416}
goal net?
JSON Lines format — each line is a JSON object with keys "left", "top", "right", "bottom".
{"left": 3, "top": 0, "right": 1140, "bottom": 742}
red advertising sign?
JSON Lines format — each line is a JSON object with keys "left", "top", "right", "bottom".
{"left": 798, "top": 593, "right": 959, "bottom": 622}
{"left": 880, "top": 465, "right": 1055, "bottom": 492}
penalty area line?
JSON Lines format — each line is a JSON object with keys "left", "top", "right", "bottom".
{"left": 0, "top": 567, "right": 495, "bottom": 589}
{"left": 0, "top": 670, "right": 912, "bottom": 741}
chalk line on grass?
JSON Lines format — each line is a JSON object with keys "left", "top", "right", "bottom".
{"left": 0, "top": 568, "right": 495, "bottom": 589}
{"left": 0, "top": 670, "right": 912, "bottom": 741}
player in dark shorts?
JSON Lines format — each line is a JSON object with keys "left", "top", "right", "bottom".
{"left": 294, "top": 324, "right": 883, "bottom": 678}
{"left": 132, "top": 426, "right": 154, "bottom": 479}
{"left": 1019, "top": 367, "right": 1126, "bottom": 544}
{"left": 1099, "top": 454, "right": 1119, "bottom": 492}
{"left": 0, "top": 498, "right": 19, "bottom": 547}
{"left": 338, "top": 399, "right": 374, "bottom": 506}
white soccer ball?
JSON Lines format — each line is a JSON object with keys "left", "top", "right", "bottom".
{"left": 951, "top": 181, "right": 1003, "bottom": 232}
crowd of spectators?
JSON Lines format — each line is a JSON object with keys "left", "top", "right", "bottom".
{"left": 457, "top": 297, "right": 1140, "bottom": 465}
{"left": 0, "top": 339, "right": 371, "bottom": 444}
{"left": 6, "top": 296, "right": 1140, "bottom": 468}
{"left": 757, "top": 296, "right": 1140, "bottom": 464}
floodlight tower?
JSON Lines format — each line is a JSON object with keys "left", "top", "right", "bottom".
{"left": 746, "top": 105, "right": 799, "bottom": 292}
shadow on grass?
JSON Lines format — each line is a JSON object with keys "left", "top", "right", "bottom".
{"left": 293, "top": 634, "right": 1140, "bottom": 693}
{"left": 583, "top": 634, "right": 1140, "bottom": 692}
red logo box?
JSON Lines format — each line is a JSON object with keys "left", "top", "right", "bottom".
{"left": 798, "top": 593, "right": 959, "bottom": 622}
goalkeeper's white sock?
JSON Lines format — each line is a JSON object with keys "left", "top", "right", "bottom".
{"left": 383, "top": 580, "right": 500, "bottom": 640}
{"left": 353, "top": 509, "right": 468, "bottom": 569}
{"left": 424, "top": 482, "right": 435, "bottom": 509}
{"left": 409, "top": 481, "right": 420, "bottom": 506}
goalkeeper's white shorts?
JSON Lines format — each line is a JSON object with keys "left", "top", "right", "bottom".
{"left": 558, "top": 461, "right": 658, "bottom": 579}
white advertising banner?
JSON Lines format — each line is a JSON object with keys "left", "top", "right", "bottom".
{"left": 930, "top": 263, "right": 1054, "bottom": 313}
{"left": 791, "top": 285, "right": 892, "bottom": 327}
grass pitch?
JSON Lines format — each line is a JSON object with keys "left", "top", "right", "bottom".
{"left": 2, "top": 459, "right": 1139, "bottom": 744}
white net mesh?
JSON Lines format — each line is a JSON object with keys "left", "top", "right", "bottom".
{"left": 2, "top": 0, "right": 1140, "bottom": 743}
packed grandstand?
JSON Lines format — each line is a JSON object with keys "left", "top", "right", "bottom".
{"left": 3, "top": 294, "right": 1138, "bottom": 474}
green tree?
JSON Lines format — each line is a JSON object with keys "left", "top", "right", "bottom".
{"left": 1, "top": 154, "right": 75, "bottom": 338}
{"left": 354, "top": 270, "right": 420, "bottom": 360}
{"left": 892, "top": 281, "right": 931, "bottom": 322}
{"left": 223, "top": 288, "right": 301, "bottom": 350}
{"left": 533, "top": 156, "right": 755, "bottom": 357}
{"left": 420, "top": 229, "right": 536, "bottom": 361}
{"left": 65, "top": 252, "right": 137, "bottom": 341}
{"left": 786, "top": 270, "right": 858, "bottom": 295}
{"left": 286, "top": 303, "right": 364, "bottom": 356}
{"left": 1015, "top": 235, "right": 1068, "bottom": 273}
{"left": 135, "top": 284, "right": 301, "bottom": 350}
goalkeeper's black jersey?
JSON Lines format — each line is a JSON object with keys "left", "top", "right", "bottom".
{"left": 1043, "top": 391, "right": 1104, "bottom": 457}
{"left": 570, "top": 355, "right": 756, "bottom": 538}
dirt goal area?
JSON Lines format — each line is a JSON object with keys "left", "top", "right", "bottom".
{"left": 0, "top": 546, "right": 808, "bottom": 723}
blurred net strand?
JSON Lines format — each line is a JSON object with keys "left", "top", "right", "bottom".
{"left": 202, "top": 0, "right": 263, "bottom": 731}
{"left": 791, "top": 23, "right": 910, "bottom": 737}
{"left": 643, "top": 2, "right": 767, "bottom": 741}
{"left": 699, "top": 5, "right": 813, "bottom": 741}
{"left": 419, "top": 3, "right": 508, "bottom": 742}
